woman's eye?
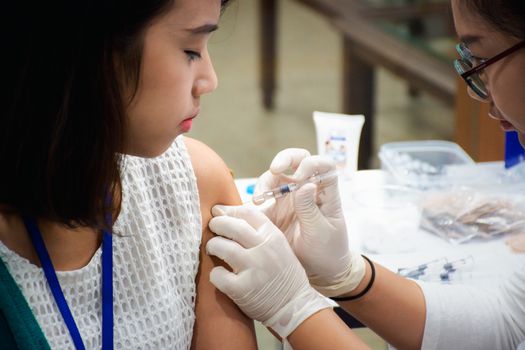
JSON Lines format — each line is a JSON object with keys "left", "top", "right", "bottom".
{"left": 184, "top": 50, "right": 202, "bottom": 62}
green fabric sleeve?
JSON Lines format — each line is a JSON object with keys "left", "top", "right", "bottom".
{"left": 0, "top": 258, "right": 50, "bottom": 350}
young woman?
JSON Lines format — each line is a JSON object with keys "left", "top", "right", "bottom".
{"left": 0, "top": 0, "right": 257, "bottom": 349}
{"left": 207, "top": 1, "right": 525, "bottom": 349}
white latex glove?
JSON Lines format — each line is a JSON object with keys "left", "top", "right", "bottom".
{"left": 206, "top": 205, "right": 332, "bottom": 339}
{"left": 255, "top": 148, "right": 365, "bottom": 297}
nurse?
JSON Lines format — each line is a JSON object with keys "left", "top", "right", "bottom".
{"left": 206, "top": 1, "right": 525, "bottom": 349}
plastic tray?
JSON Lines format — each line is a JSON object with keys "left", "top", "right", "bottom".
{"left": 378, "top": 140, "right": 475, "bottom": 188}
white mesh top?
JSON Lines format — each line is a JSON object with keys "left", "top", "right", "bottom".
{"left": 0, "top": 136, "right": 202, "bottom": 349}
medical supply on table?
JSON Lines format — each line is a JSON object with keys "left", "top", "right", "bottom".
{"left": 397, "top": 257, "right": 448, "bottom": 278}
{"left": 251, "top": 170, "right": 339, "bottom": 206}
{"left": 313, "top": 111, "right": 364, "bottom": 177}
{"left": 246, "top": 184, "right": 255, "bottom": 195}
{"left": 378, "top": 140, "right": 475, "bottom": 189}
{"left": 422, "top": 270, "right": 501, "bottom": 283}
{"left": 398, "top": 256, "right": 475, "bottom": 283}
{"left": 420, "top": 187, "right": 525, "bottom": 244}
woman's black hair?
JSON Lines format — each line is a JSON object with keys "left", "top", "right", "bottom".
{"left": 465, "top": 1, "right": 525, "bottom": 39}
{"left": 0, "top": 0, "right": 230, "bottom": 229}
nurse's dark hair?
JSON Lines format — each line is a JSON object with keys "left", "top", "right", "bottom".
{"left": 465, "top": 1, "right": 525, "bottom": 39}
{"left": 0, "top": 0, "right": 230, "bottom": 229}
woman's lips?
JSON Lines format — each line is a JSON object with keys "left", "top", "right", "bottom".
{"left": 180, "top": 109, "right": 200, "bottom": 132}
{"left": 499, "top": 120, "right": 515, "bottom": 132}
{"left": 489, "top": 109, "right": 515, "bottom": 132}
{"left": 180, "top": 118, "right": 193, "bottom": 132}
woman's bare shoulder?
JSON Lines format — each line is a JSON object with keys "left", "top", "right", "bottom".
{"left": 183, "top": 137, "right": 240, "bottom": 205}
{"left": 183, "top": 137, "right": 256, "bottom": 349}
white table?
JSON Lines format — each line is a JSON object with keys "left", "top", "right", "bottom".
{"left": 235, "top": 166, "right": 525, "bottom": 288}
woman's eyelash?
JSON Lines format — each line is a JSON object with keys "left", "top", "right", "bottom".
{"left": 184, "top": 50, "right": 202, "bottom": 61}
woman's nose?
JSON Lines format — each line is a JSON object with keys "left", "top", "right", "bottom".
{"left": 193, "top": 53, "right": 218, "bottom": 97}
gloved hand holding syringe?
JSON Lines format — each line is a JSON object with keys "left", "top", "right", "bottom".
{"left": 244, "top": 151, "right": 365, "bottom": 298}
{"left": 250, "top": 170, "right": 339, "bottom": 205}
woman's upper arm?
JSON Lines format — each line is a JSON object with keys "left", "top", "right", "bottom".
{"left": 184, "top": 137, "right": 258, "bottom": 350}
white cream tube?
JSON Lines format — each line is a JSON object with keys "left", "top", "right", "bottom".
{"left": 313, "top": 111, "right": 365, "bottom": 177}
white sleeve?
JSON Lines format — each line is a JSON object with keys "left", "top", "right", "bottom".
{"left": 418, "top": 265, "right": 525, "bottom": 350}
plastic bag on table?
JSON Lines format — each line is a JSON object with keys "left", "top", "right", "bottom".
{"left": 420, "top": 187, "right": 525, "bottom": 244}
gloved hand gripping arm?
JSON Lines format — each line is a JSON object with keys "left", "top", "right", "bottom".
{"left": 206, "top": 206, "right": 332, "bottom": 339}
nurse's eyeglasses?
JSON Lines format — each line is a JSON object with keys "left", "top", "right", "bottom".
{"left": 454, "top": 40, "right": 525, "bottom": 100}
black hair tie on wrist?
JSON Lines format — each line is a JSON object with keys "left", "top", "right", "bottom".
{"left": 330, "top": 255, "right": 375, "bottom": 302}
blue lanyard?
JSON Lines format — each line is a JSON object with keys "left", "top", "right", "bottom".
{"left": 23, "top": 216, "right": 113, "bottom": 350}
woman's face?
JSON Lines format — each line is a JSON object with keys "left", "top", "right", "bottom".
{"left": 124, "top": 0, "right": 220, "bottom": 157}
{"left": 452, "top": 0, "right": 525, "bottom": 145}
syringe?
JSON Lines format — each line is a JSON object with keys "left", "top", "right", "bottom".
{"left": 397, "top": 258, "right": 447, "bottom": 278}
{"left": 442, "top": 255, "right": 474, "bottom": 272}
{"left": 398, "top": 256, "right": 475, "bottom": 281}
{"left": 251, "top": 170, "right": 339, "bottom": 206}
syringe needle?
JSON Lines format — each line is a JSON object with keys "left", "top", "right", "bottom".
{"left": 251, "top": 170, "right": 338, "bottom": 205}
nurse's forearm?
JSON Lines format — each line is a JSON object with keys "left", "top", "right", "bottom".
{"left": 337, "top": 262, "right": 426, "bottom": 350}
{"left": 287, "top": 309, "right": 371, "bottom": 350}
